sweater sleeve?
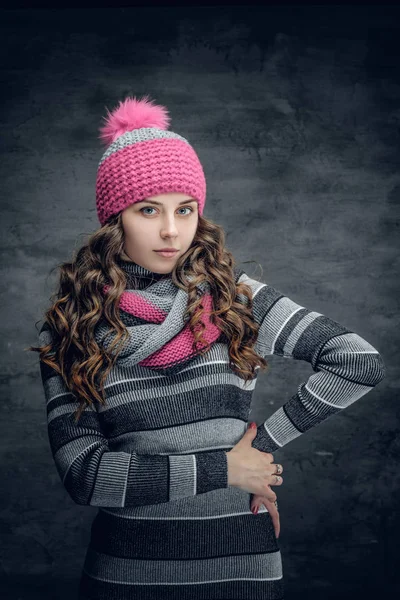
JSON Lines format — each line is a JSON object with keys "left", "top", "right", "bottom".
{"left": 242, "top": 274, "right": 386, "bottom": 453}
{"left": 38, "top": 324, "right": 228, "bottom": 508}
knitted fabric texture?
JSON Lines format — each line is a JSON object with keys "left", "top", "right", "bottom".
{"left": 97, "top": 258, "right": 244, "bottom": 375}
{"left": 37, "top": 262, "right": 386, "bottom": 600}
{"left": 95, "top": 96, "right": 206, "bottom": 226}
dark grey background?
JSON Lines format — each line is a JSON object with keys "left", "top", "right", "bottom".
{"left": 1, "top": 4, "right": 399, "bottom": 599}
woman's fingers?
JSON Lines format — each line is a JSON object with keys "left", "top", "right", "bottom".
{"left": 251, "top": 460, "right": 283, "bottom": 538}
{"left": 264, "top": 498, "right": 280, "bottom": 539}
{"left": 251, "top": 494, "right": 280, "bottom": 539}
{"left": 270, "top": 474, "right": 283, "bottom": 486}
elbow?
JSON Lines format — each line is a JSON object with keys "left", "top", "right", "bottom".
{"left": 71, "top": 493, "right": 90, "bottom": 506}
{"left": 373, "top": 353, "right": 386, "bottom": 385}
{"left": 61, "top": 468, "right": 96, "bottom": 506}
{"left": 57, "top": 440, "right": 107, "bottom": 506}
{"left": 358, "top": 352, "right": 386, "bottom": 387}
{"left": 54, "top": 464, "right": 92, "bottom": 505}
{"left": 64, "top": 484, "right": 91, "bottom": 506}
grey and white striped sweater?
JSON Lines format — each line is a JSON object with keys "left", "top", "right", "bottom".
{"left": 38, "top": 266, "right": 385, "bottom": 600}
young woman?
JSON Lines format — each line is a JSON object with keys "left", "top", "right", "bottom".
{"left": 31, "top": 96, "right": 385, "bottom": 600}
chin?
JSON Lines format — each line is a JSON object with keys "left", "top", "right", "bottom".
{"left": 150, "top": 261, "right": 175, "bottom": 274}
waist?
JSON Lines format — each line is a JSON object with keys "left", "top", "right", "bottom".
{"left": 98, "top": 485, "right": 269, "bottom": 519}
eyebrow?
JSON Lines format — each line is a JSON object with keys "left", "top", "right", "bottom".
{"left": 135, "top": 199, "right": 197, "bottom": 206}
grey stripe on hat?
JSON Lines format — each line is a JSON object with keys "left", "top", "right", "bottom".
{"left": 98, "top": 127, "right": 191, "bottom": 168}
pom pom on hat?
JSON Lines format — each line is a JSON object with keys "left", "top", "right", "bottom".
{"left": 98, "top": 94, "right": 171, "bottom": 147}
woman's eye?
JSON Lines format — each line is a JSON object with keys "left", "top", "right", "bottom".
{"left": 140, "top": 207, "right": 193, "bottom": 215}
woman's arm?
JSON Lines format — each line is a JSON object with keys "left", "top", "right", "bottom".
{"left": 38, "top": 324, "right": 228, "bottom": 508}
{"left": 241, "top": 274, "right": 386, "bottom": 453}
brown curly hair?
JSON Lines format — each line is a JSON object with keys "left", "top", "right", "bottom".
{"left": 27, "top": 211, "right": 269, "bottom": 423}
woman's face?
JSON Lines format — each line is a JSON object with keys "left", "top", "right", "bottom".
{"left": 121, "top": 192, "right": 199, "bottom": 274}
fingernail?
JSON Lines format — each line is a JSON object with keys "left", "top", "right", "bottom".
{"left": 250, "top": 422, "right": 257, "bottom": 429}
{"left": 252, "top": 506, "right": 259, "bottom": 515}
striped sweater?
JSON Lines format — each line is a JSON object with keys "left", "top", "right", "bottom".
{"left": 38, "top": 266, "right": 385, "bottom": 600}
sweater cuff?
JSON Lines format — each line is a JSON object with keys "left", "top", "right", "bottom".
{"left": 195, "top": 450, "right": 228, "bottom": 494}
{"left": 252, "top": 423, "right": 280, "bottom": 454}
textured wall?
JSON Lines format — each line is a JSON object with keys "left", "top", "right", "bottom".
{"left": 1, "top": 4, "right": 399, "bottom": 599}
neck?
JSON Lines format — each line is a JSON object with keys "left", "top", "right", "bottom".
{"left": 117, "top": 254, "right": 170, "bottom": 289}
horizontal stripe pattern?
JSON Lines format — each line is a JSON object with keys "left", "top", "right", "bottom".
{"left": 98, "top": 128, "right": 190, "bottom": 168}
{"left": 88, "top": 505, "right": 278, "bottom": 559}
{"left": 38, "top": 272, "right": 385, "bottom": 600}
{"left": 242, "top": 274, "right": 386, "bottom": 453}
{"left": 82, "top": 548, "right": 283, "bottom": 584}
{"left": 79, "top": 574, "right": 284, "bottom": 600}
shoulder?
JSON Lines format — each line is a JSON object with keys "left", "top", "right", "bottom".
{"left": 235, "top": 269, "right": 268, "bottom": 295}
{"left": 234, "top": 269, "right": 289, "bottom": 323}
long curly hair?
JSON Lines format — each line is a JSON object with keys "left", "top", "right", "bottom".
{"left": 27, "top": 211, "right": 269, "bottom": 422}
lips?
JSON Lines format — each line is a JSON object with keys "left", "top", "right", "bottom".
{"left": 154, "top": 249, "right": 179, "bottom": 258}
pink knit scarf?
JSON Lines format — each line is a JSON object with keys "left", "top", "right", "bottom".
{"left": 95, "top": 261, "right": 244, "bottom": 375}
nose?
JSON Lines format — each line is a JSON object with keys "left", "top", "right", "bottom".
{"left": 160, "top": 214, "right": 179, "bottom": 238}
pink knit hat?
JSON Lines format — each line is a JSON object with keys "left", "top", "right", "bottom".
{"left": 96, "top": 95, "right": 206, "bottom": 226}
